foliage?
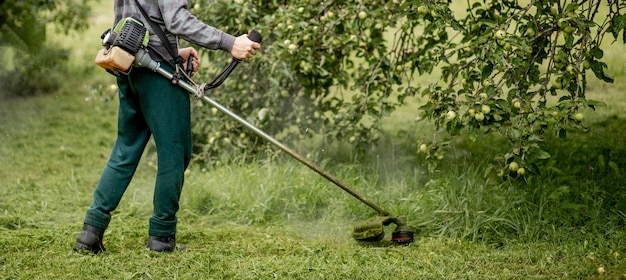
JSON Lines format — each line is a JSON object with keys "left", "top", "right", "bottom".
{"left": 412, "top": 0, "right": 625, "bottom": 178}
{"left": 189, "top": 0, "right": 419, "bottom": 164}
{"left": 188, "top": 0, "right": 625, "bottom": 177}
{"left": 0, "top": 0, "right": 93, "bottom": 96}
{"left": 0, "top": 46, "right": 72, "bottom": 97}
{"left": 0, "top": 0, "right": 93, "bottom": 47}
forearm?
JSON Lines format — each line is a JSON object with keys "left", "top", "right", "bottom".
{"left": 158, "top": 0, "right": 235, "bottom": 52}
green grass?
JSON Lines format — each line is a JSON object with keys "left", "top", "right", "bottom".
{"left": 2, "top": 1, "right": 626, "bottom": 279}
{"left": 2, "top": 83, "right": 626, "bottom": 279}
{"left": 2, "top": 221, "right": 624, "bottom": 279}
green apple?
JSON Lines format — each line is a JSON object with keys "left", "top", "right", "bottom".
{"left": 419, "top": 143, "right": 428, "bottom": 153}
{"left": 513, "top": 100, "right": 521, "bottom": 109}
{"left": 257, "top": 108, "right": 269, "bottom": 121}
{"left": 417, "top": 5, "right": 429, "bottom": 15}
{"left": 516, "top": 167, "right": 526, "bottom": 176}
{"left": 468, "top": 108, "right": 476, "bottom": 117}
{"left": 446, "top": 110, "right": 457, "bottom": 120}
{"left": 574, "top": 112, "right": 584, "bottom": 121}
{"left": 582, "top": 60, "right": 592, "bottom": 70}
{"left": 550, "top": 7, "right": 559, "bottom": 17}
{"left": 474, "top": 112, "right": 485, "bottom": 121}
{"left": 497, "top": 169, "right": 505, "bottom": 177}
{"left": 494, "top": 30, "right": 506, "bottom": 40}
{"left": 481, "top": 104, "right": 491, "bottom": 114}
{"left": 358, "top": 11, "right": 368, "bottom": 19}
{"left": 509, "top": 161, "right": 519, "bottom": 171}
{"left": 552, "top": 80, "right": 562, "bottom": 89}
{"left": 564, "top": 26, "right": 576, "bottom": 34}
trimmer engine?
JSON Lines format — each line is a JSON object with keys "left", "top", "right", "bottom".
{"left": 95, "top": 17, "right": 149, "bottom": 75}
{"left": 111, "top": 17, "right": 149, "bottom": 54}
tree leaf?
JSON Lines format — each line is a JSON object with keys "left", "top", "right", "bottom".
{"left": 590, "top": 47, "right": 604, "bottom": 59}
{"left": 590, "top": 60, "right": 614, "bottom": 83}
{"left": 531, "top": 148, "right": 552, "bottom": 160}
{"left": 587, "top": 99, "right": 607, "bottom": 110}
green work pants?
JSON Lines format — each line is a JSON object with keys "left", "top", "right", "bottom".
{"left": 83, "top": 64, "right": 192, "bottom": 237}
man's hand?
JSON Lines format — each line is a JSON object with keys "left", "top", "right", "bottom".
{"left": 178, "top": 47, "right": 199, "bottom": 76}
{"left": 231, "top": 32, "right": 261, "bottom": 61}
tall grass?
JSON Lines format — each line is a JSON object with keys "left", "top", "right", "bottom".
{"left": 179, "top": 111, "right": 626, "bottom": 245}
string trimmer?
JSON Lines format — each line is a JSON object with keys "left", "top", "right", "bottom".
{"left": 102, "top": 20, "right": 415, "bottom": 244}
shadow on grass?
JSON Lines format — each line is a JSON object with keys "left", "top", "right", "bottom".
{"left": 365, "top": 113, "right": 626, "bottom": 242}
{"left": 454, "top": 114, "right": 626, "bottom": 228}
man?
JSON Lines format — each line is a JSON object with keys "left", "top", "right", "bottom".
{"left": 74, "top": 0, "right": 260, "bottom": 253}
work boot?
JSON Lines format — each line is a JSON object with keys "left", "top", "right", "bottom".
{"left": 74, "top": 223, "right": 106, "bottom": 254}
{"left": 147, "top": 235, "right": 176, "bottom": 252}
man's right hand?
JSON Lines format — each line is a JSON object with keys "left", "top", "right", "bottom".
{"left": 231, "top": 33, "right": 261, "bottom": 61}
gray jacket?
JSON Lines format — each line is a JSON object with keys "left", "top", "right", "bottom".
{"left": 114, "top": 0, "right": 235, "bottom": 61}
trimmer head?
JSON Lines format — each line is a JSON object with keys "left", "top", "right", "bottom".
{"left": 352, "top": 216, "right": 415, "bottom": 245}
{"left": 352, "top": 216, "right": 387, "bottom": 241}
{"left": 391, "top": 223, "right": 415, "bottom": 245}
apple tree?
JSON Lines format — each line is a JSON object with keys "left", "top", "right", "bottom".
{"left": 409, "top": 0, "right": 624, "bottom": 177}
{"left": 188, "top": 0, "right": 625, "bottom": 176}
{"left": 0, "top": 0, "right": 93, "bottom": 96}
{"left": 189, "top": 0, "right": 408, "bottom": 162}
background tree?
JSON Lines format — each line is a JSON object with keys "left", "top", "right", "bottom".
{"left": 0, "top": 0, "right": 93, "bottom": 96}
{"left": 185, "top": 1, "right": 622, "bottom": 177}
{"left": 412, "top": 0, "right": 624, "bottom": 177}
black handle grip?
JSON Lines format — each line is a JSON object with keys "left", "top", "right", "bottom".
{"left": 203, "top": 28, "right": 261, "bottom": 91}
{"left": 247, "top": 28, "right": 262, "bottom": 43}
{"left": 186, "top": 55, "right": 194, "bottom": 77}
